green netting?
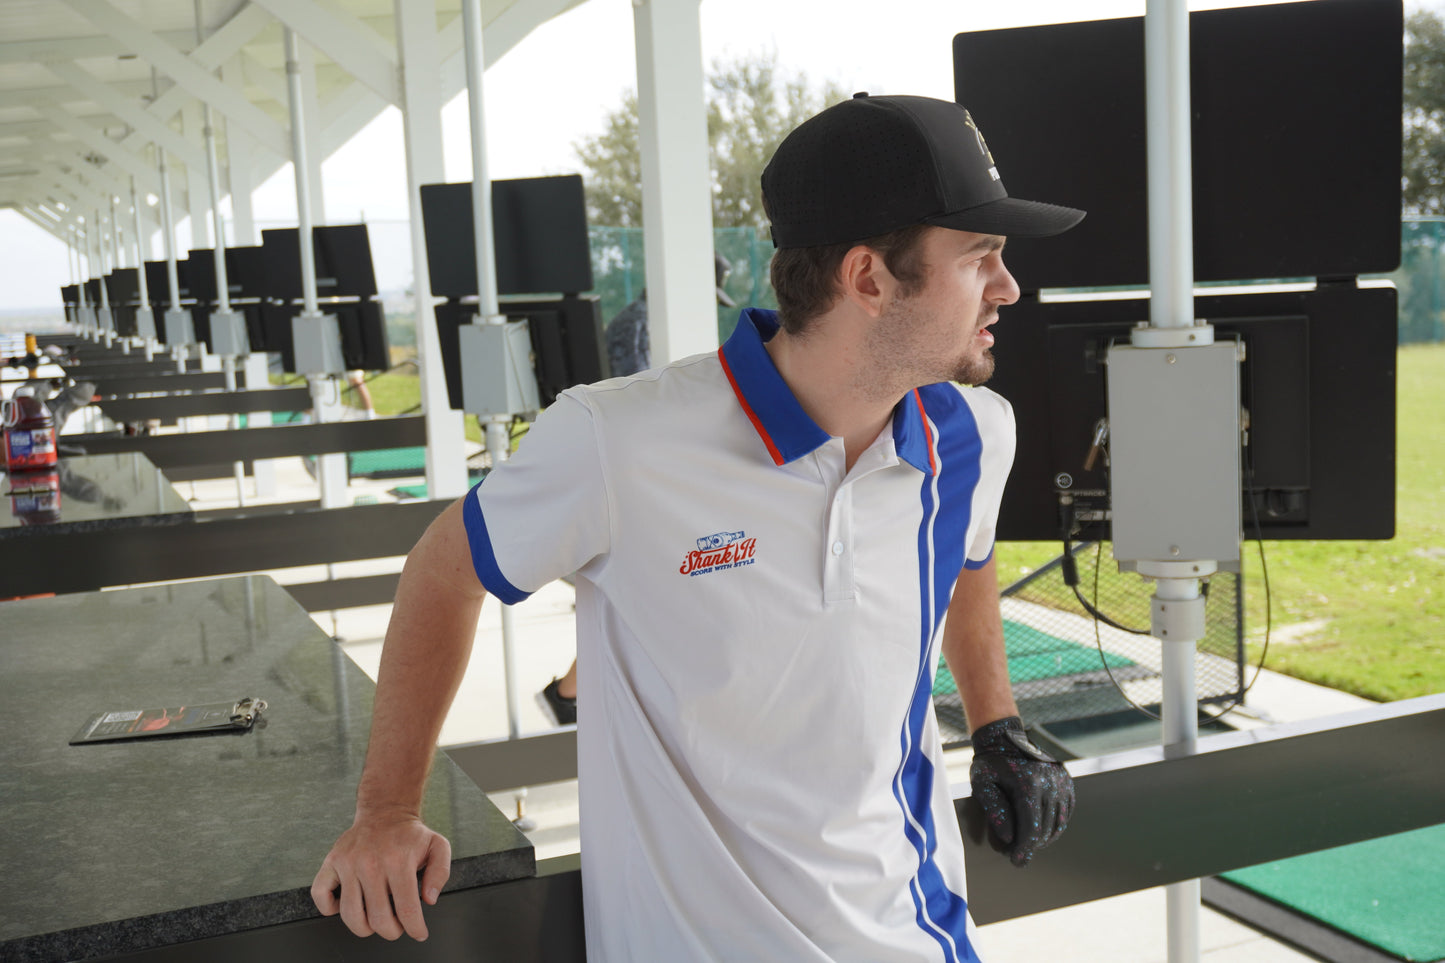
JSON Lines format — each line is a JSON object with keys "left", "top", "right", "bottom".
{"left": 933, "top": 619, "right": 1137, "bottom": 697}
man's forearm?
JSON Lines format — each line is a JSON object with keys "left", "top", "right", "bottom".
{"left": 356, "top": 498, "right": 488, "bottom": 817}
{"left": 942, "top": 556, "right": 1019, "bottom": 732}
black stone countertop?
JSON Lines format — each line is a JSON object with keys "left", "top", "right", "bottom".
{"left": 0, "top": 576, "right": 534, "bottom": 962}
{"left": 0, "top": 452, "right": 193, "bottom": 537}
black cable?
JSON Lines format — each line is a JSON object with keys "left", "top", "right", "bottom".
{"left": 1059, "top": 506, "right": 1150, "bottom": 635}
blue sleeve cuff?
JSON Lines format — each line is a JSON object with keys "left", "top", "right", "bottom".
{"left": 963, "top": 545, "right": 995, "bottom": 571}
{"left": 461, "top": 481, "right": 531, "bottom": 605}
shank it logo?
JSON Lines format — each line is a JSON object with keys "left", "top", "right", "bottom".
{"left": 679, "top": 530, "right": 758, "bottom": 576}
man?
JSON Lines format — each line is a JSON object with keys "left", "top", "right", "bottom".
{"left": 313, "top": 92, "right": 1083, "bottom": 961}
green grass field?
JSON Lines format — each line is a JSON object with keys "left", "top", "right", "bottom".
{"left": 362, "top": 344, "right": 1445, "bottom": 702}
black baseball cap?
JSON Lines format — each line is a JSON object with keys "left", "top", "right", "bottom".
{"left": 762, "top": 92, "right": 1085, "bottom": 248}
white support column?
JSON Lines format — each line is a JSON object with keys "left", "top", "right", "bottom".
{"left": 221, "top": 58, "right": 258, "bottom": 245}
{"left": 182, "top": 104, "right": 210, "bottom": 254}
{"left": 130, "top": 177, "right": 157, "bottom": 344}
{"left": 396, "top": 0, "right": 468, "bottom": 500}
{"left": 1142, "top": 2, "right": 1203, "bottom": 961}
{"left": 632, "top": 0, "right": 716, "bottom": 364}
{"left": 286, "top": 27, "right": 348, "bottom": 510}
{"left": 298, "top": 38, "right": 327, "bottom": 226}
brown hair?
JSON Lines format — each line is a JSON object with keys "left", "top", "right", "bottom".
{"left": 769, "top": 223, "right": 932, "bottom": 337}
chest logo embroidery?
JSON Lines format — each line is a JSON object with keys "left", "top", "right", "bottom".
{"left": 680, "top": 530, "right": 758, "bottom": 576}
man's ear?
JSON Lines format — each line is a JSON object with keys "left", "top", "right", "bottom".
{"left": 837, "top": 244, "right": 894, "bottom": 318}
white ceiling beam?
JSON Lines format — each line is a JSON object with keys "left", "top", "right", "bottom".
{"left": 0, "top": 79, "right": 153, "bottom": 111}
{"left": 240, "top": 51, "right": 290, "bottom": 109}
{"left": 16, "top": 206, "right": 70, "bottom": 246}
{"left": 39, "top": 171, "right": 108, "bottom": 218}
{"left": 248, "top": 0, "right": 400, "bottom": 106}
{"left": 24, "top": 143, "right": 135, "bottom": 208}
{"left": 36, "top": 104, "right": 165, "bottom": 193}
{"left": 0, "top": 30, "right": 198, "bottom": 65}
{"left": 43, "top": 61, "right": 207, "bottom": 172}
{"left": 58, "top": 0, "right": 290, "bottom": 160}
{"left": 117, "top": 3, "right": 275, "bottom": 153}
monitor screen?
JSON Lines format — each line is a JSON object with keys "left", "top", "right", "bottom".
{"left": 60, "top": 284, "right": 78, "bottom": 306}
{"left": 433, "top": 294, "right": 607, "bottom": 410}
{"left": 260, "top": 224, "right": 379, "bottom": 301}
{"left": 144, "top": 260, "right": 190, "bottom": 304}
{"left": 104, "top": 269, "right": 140, "bottom": 306}
{"left": 421, "top": 175, "right": 594, "bottom": 299}
{"left": 987, "top": 283, "right": 1395, "bottom": 542}
{"left": 186, "top": 249, "right": 218, "bottom": 303}
{"left": 952, "top": 0, "right": 1401, "bottom": 290}
{"left": 224, "top": 245, "right": 269, "bottom": 300}
{"left": 260, "top": 301, "right": 391, "bottom": 374}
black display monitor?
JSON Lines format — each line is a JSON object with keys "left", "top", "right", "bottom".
{"left": 988, "top": 283, "right": 1395, "bottom": 543}
{"left": 260, "top": 224, "right": 379, "bottom": 301}
{"left": 144, "top": 259, "right": 190, "bottom": 304}
{"left": 421, "top": 175, "right": 594, "bottom": 299}
{"left": 61, "top": 284, "right": 79, "bottom": 307}
{"left": 224, "top": 245, "right": 269, "bottom": 300}
{"left": 261, "top": 301, "right": 391, "bottom": 374}
{"left": 187, "top": 249, "right": 219, "bottom": 303}
{"left": 104, "top": 269, "right": 140, "bottom": 306}
{"left": 433, "top": 294, "right": 608, "bottom": 410}
{"left": 84, "top": 279, "right": 100, "bottom": 305}
{"left": 952, "top": 0, "right": 1401, "bottom": 290}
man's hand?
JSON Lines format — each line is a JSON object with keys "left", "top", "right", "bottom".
{"left": 311, "top": 811, "right": 452, "bottom": 941}
{"left": 968, "top": 715, "right": 1074, "bottom": 867}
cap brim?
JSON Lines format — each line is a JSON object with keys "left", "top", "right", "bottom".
{"left": 927, "top": 196, "right": 1086, "bottom": 239}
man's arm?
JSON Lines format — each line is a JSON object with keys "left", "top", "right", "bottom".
{"left": 943, "top": 555, "right": 1074, "bottom": 867}
{"left": 311, "top": 497, "right": 487, "bottom": 941}
{"left": 941, "top": 556, "right": 1018, "bottom": 730}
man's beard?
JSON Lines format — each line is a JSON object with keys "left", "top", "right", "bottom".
{"left": 953, "top": 347, "right": 995, "bottom": 387}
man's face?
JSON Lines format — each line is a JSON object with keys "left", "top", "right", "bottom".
{"left": 871, "top": 227, "right": 1021, "bottom": 387}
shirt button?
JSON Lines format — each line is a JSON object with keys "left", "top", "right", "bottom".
{"left": 831, "top": 541, "right": 845, "bottom": 556}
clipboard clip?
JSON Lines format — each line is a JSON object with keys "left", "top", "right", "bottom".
{"left": 230, "top": 697, "right": 268, "bottom": 726}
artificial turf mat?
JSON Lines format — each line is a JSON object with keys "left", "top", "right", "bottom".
{"left": 1221, "top": 824, "right": 1445, "bottom": 962}
{"left": 933, "top": 619, "right": 1135, "bottom": 696}
{"left": 349, "top": 446, "right": 428, "bottom": 476}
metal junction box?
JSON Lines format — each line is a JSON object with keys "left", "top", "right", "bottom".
{"left": 458, "top": 319, "right": 540, "bottom": 417}
{"left": 1106, "top": 340, "right": 1242, "bottom": 568}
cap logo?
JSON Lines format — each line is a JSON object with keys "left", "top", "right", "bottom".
{"left": 962, "top": 110, "right": 995, "bottom": 165}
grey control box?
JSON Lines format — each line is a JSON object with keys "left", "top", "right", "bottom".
{"left": 458, "top": 319, "right": 540, "bottom": 417}
{"left": 1106, "top": 340, "right": 1243, "bottom": 567}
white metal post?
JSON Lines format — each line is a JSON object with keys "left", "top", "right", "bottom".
{"left": 632, "top": 0, "right": 716, "bottom": 364}
{"left": 395, "top": 0, "right": 468, "bottom": 500}
{"left": 130, "top": 177, "right": 157, "bottom": 353}
{"left": 285, "top": 26, "right": 347, "bottom": 510}
{"left": 1142, "top": 2, "right": 1202, "bottom": 960}
{"left": 110, "top": 194, "right": 130, "bottom": 353}
{"left": 461, "top": 0, "right": 523, "bottom": 741}
{"left": 93, "top": 209, "right": 113, "bottom": 344}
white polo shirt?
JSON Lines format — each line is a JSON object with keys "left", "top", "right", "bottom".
{"left": 463, "top": 307, "right": 1015, "bottom": 962}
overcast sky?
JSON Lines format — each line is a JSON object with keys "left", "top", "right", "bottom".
{"left": 0, "top": 0, "right": 1432, "bottom": 310}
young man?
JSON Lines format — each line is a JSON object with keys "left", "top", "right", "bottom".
{"left": 313, "top": 93, "right": 1084, "bottom": 962}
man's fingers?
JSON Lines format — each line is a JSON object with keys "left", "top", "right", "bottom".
{"left": 388, "top": 863, "right": 431, "bottom": 943}
{"left": 420, "top": 833, "right": 453, "bottom": 905}
{"left": 360, "top": 873, "right": 406, "bottom": 941}
{"left": 310, "top": 863, "right": 341, "bottom": 916}
{"left": 973, "top": 778, "right": 1015, "bottom": 845}
{"left": 338, "top": 866, "right": 375, "bottom": 939}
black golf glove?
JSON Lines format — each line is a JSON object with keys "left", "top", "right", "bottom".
{"left": 969, "top": 715, "right": 1074, "bottom": 867}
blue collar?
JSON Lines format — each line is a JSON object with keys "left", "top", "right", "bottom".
{"left": 718, "top": 308, "right": 936, "bottom": 474}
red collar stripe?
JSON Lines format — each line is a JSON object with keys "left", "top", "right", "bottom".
{"left": 720, "top": 347, "right": 785, "bottom": 466}
{"left": 913, "top": 388, "right": 938, "bottom": 475}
